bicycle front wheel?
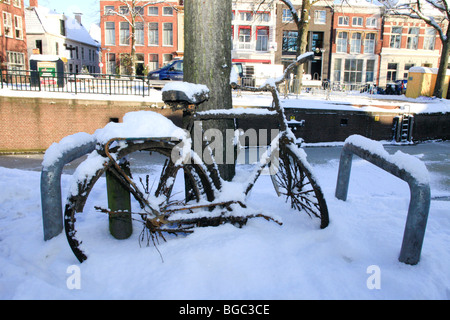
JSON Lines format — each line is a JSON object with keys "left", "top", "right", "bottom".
{"left": 270, "top": 144, "right": 329, "bottom": 229}
{"left": 64, "top": 139, "right": 214, "bottom": 263}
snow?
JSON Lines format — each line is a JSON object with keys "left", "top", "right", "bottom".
{"left": 1, "top": 139, "right": 449, "bottom": 299}
{"left": 162, "top": 82, "right": 209, "bottom": 101}
{"left": 345, "top": 135, "right": 430, "bottom": 184}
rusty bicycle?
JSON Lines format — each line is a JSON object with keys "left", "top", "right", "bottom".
{"left": 64, "top": 53, "right": 329, "bottom": 263}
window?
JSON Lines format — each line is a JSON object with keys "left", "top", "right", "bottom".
{"left": 13, "top": 0, "right": 21, "bottom": 8}
{"left": 7, "top": 51, "right": 25, "bottom": 70}
{"left": 404, "top": 63, "right": 414, "bottom": 78}
{"left": 163, "top": 7, "right": 173, "bottom": 16}
{"left": 105, "top": 22, "right": 115, "bottom": 45}
{"left": 163, "top": 54, "right": 172, "bottom": 65}
{"left": 56, "top": 42, "right": 59, "bottom": 55}
{"left": 334, "top": 58, "right": 342, "bottom": 82}
{"left": 120, "top": 22, "right": 130, "bottom": 45}
{"left": 366, "top": 60, "right": 375, "bottom": 82}
{"left": 163, "top": 23, "right": 173, "bottom": 46}
{"left": 282, "top": 31, "right": 298, "bottom": 53}
{"left": 148, "top": 22, "right": 158, "bottom": 45}
{"left": 256, "top": 28, "right": 269, "bottom": 51}
{"left": 119, "top": 6, "right": 129, "bottom": 15}
{"left": 338, "top": 16, "right": 349, "bottom": 26}
{"left": 240, "top": 11, "right": 253, "bottom": 21}
{"left": 350, "top": 33, "right": 361, "bottom": 53}
{"left": 407, "top": 27, "right": 419, "bottom": 49}
{"left": 135, "top": 6, "right": 144, "bottom": 16}
{"left": 364, "top": 33, "right": 376, "bottom": 54}
{"left": 238, "top": 27, "right": 251, "bottom": 49}
{"left": 387, "top": 63, "right": 397, "bottom": 81}
{"left": 390, "top": 27, "right": 402, "bottom": 49}
{"left": 352, "top": 17, "right": 363, "bottom": 26}
{"left": 423, "top": 28, "right": 436, "bottom": 50}
{"left": 106, "top": 53, "right": 116, "bottom": 74}
{"left": 344, "top": 59, "right": 363, "bottom": 83}
{"left": 314, "top": 10, "right": 326, "bottom": 24}
{"left": 3, "top": 12, "right": 13, "bottom": 38}
{"left": 255, "top": 12, "right": 270, "bottom": 22}
{"left": 148, "top": 54, "right": 159, "bottom": 71}
{"left": 105, "top": 6, "right": 115, "bottom": 15}
{"left": 60, "top": 19, "right": 66, "bottom": 36}
{"left": 366, "top": 17, "right": 377, "bottom": 28}
{"left": 14, "top": 15, "right": 23, "bottom": 40}
{"left": 282, "top": 9, "right": 293, "bottom": 22}
{"left": 135, "top": 22, "right": 144, "bottom": 45}
{"left": 337, "top": 32, "right": 348, "bottom": 53}
{"left": 148, "top": 7, "right": 158, "bottom": 16}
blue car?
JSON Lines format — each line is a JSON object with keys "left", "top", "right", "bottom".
{"left": 148, "top": 60, "right": 184, "bottom": 82}
{"left": 147, "top": 60, "right": 244, "bottom": 88}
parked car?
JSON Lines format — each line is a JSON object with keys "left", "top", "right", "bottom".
{"left": 147, "top": 60, "right": 244, "bottom": 89}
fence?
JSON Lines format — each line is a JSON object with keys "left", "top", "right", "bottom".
{"left": 1, "top": 69, "right": 377, "bottom": 98}
{"left": 0, "top": 69, "right": 150, "bottom": 97}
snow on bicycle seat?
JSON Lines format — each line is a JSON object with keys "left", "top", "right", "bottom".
{"left": 162, "top": 82, "right": 209, "bottom": 107}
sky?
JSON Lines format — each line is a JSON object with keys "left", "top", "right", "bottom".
{"left": 25, "top": 0, "right": 100, "bottom": 28}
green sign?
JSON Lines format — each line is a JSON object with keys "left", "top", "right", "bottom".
{"left": 37, "top": 61, "right": 57, "bottom": 77}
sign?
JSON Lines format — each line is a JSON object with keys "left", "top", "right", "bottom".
{"left": 37, "top": 61, "right": 57, "bottom": 77}
{"left": 99, "top": 62, "right": 104, "bottom": 68}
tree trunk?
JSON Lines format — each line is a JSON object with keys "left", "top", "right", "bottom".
{"left": 184, "top": 0, "right": 235, "bottom": 181}
{"left": 295, "top": 0, "right": 312, "bottom": 92}
{"left": 433, "top": 29, "right": 450, "bottom": 98}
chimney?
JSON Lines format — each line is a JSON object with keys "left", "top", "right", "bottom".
{"left": 74, "top": 12, "right": 83, "bottom": 25}
{"left": 30, "top": 0, "right": 38, "bottom": 7}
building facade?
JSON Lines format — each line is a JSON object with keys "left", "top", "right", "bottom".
{"left": 231, "top": 0, "right": 278, "bottom": 80}
{"left": 379, "top": 14, "right": 444, "bottom": 88}
{"left": 330, "top": 0, "right": 384, "bottom": 87}
{"left": 25, "top": 0, "right": 100, "bottom": 74}
{"left": 0, "top": 0, "right": 28, "bottom": 71}
{"left": 274, "top": 0, "right": 332, "bottom": 81}
{"left": 99, "top": 0, "right": 181, "bottom": 76}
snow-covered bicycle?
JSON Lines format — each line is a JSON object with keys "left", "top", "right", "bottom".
{"left": 64, "top": 53, "right": 329, "bottom": 263}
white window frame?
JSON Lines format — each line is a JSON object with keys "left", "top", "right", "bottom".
{"left": 366, "top": 17, "right": 377, "bottom": 28}
{"left": 314, "top": 10, "right": 326, "bottom": 24}
{"left": 105, "top": 21, "right": 116, "bottom": 46}
{"left": 338, "top": 16, "right": 349, "bottom": 26}
{"left": 148, "top": 22, "right": 159, "bottom": 46}
{"left": 162, "top": 22, "right": 173, "bottom": 46}
{"left": 14, "top": 15, "right": 23, "bottom": 40}
{"left": 352, "top": 17, "right": 363, "bottom": 27}
{"left": 3, "top": 12, "right": 13, "bottom": 38}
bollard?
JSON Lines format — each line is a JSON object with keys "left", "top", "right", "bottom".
{"left": 106, "top": 158, "right": 133, "bottom": 240}
{"left": 335, "top": 135, "right": 431, "bottom": 265}
{"left": 41, "top": 134, "right": 96, "bottom": 241}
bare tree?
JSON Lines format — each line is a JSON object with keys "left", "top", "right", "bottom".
{"left": 385, "top": 0, "right": 449, "bottom": 98}
{"left": 261, "top": 0, "right": 320, "bottom": 88}
{"left": 103, "top": 0, "right": 170, "bottom": 77}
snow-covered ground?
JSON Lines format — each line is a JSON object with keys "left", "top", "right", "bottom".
{"left": 0, "top": 139, "right": 448, "bottom": 300}
{"left": 0, "top": 87, "right": 449, "bottom": 300}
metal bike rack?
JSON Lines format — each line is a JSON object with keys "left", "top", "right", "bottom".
{"left": 41, "top": 138, "right": 97, "bottom": 241}
{"left": 335, "top": 136, "right": 431, "bottom": 265}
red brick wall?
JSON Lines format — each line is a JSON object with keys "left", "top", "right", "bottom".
{"left": 0, "top": 96, "right": 182, "bottom": 152}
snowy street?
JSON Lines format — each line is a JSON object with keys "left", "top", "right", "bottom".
{"left": 0, "top": 140, "right": 448, "bottom": 299}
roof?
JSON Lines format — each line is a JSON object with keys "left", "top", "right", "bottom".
{"left": 25, "top": 6, "right": 99, "bottom": 48}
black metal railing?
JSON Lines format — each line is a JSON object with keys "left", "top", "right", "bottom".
{"left": 0, "top": 69, "right": 150, "bottom": 97}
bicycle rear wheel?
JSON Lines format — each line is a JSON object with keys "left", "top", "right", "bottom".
{"left": 64, "top": 139, "right": 214, "bottom": 263}
{"left": 270, "top": 144, "right": 329, "bottom": 229}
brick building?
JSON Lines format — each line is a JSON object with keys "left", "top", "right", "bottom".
{"left": 0, "top": 0, "right": 28, "bottom": 71}
{"left": 99, "top": 0, "right": 182, "bottom": 76}
{"left": 379, "top": 15, "right": 444, "bottom": 88}
{"left": 330, "top": 0, "right": 384, "bottom": 87}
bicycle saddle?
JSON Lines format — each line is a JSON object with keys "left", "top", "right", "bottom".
{"left": 162, "top": 82, "right": 209, "bottom": 109}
